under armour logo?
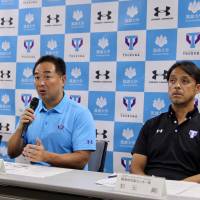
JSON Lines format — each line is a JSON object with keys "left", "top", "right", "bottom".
{"left": 0, "top": 70, "right": 11, "bottom": 79}
{"left": 1, "top": 17, "right": 13, "bottom": 25}
{"left": 47, "top": 14, "right": 60, "bottom": 23}
{"left": 87, "top": 140, "right": 93, "bottom": 144}
{"left": 95, "top": 70, "right": 110, "bottom": 79}
{"left": 189, "top": 130, "right": 198, "bottom": 139}
{"left": 97, "top": 11, "right": 112, "bottom": 20}
{"left": 156, "top": 129, "right": 163, "bottom": 134}
{"left": 152, "top": 70, "right": 168, "bottom": 80}
{"left": 0, "top": 123, "right": 10, "bottom": 132}
{"left": 96, "top": 129, "right": 107, "bottom": 139}
{"left": 154, "top": 6, "right": 171, "bottom": 17}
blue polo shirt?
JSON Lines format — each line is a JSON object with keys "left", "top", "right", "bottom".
{"left": 24, "top": 93, "right": 96, "bottom": 165}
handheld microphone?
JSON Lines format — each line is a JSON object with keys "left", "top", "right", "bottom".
{"left": 22, "top": 97, "right": 39, "bottom": 136}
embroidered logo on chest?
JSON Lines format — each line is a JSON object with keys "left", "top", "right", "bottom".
{"left": 188, "top": 130, "right": 198, "bottom": 139}
{"left": 58, "top": 124, "right": 64, "bottom": 130}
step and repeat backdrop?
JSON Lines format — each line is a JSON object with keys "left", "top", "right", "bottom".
{"left": 0, "top": 0, "right": 200, "bottom": 173}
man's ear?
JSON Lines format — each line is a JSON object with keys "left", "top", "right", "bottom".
{"left": 196, "top": 84, "right": 200, "bottom": 94}
{"left": 62, "top": 74, "right": 66, "bottom": 84}
{"left": 60, "top": 75, "right": 66, "bottom": 89}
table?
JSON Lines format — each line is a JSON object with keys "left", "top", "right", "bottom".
{"left": 0, "top": 162, "right": 199, "bottom": 200}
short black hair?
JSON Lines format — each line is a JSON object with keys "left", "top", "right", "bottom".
{"left": 166, "top": 61, "right": 200, "bottom": 84}
{"left": 33, "top": 55, "right": 66, "bottom": 75}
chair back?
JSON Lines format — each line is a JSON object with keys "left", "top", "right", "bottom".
{"left": 88, "top": 140, "right": 108, "bottom": 172}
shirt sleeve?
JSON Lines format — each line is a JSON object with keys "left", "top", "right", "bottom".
{"left": 72, "top": 108, "right": 96, "bottom": 151}
{"left": 131, "top": 121, "right": 150, "bottom": 156}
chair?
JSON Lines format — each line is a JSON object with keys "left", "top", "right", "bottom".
{"left": 88, "top": 140, "right": 108, "bottom": 172}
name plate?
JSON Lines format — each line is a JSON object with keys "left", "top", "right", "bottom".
{"left": 115, "top": 173, "right": 166, "bottom": 198}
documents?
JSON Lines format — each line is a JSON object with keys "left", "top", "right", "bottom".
{"left": 3, "top": 162, "right": 72, "bottom": 178}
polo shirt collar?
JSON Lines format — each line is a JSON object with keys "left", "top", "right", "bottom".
{"left": 38, "top": 92, "right": 67, "bottom": 113}
{"left": 168, "top": 105, "right": 199, "bottom": 120}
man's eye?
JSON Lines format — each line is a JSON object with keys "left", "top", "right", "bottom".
{"left": 169, "top": 79, "right": 175, "bottom": 83}
{"left": 182, "top": 79, "right": 190, "bottom": 84}
{"left": 34, "top": 76, "right": 40, "bottom": 80}
{"left": 45, "top": 76, "right": 51, "bottom": 79}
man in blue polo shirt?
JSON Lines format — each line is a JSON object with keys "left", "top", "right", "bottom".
{"left": 131, "top": 61, "right": 200, "bottom": 183}
{"left": 7, "top": 55, "right": 96, "bottom": 169}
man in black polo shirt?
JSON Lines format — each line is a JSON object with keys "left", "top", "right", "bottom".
{"left": 130, "top": 61, "right": 200, "bottom": 183}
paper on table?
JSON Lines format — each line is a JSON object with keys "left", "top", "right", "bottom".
{"left": 166, "top": 180, "right": 197, "bottom": 195}
{"left": 4, "top": 162, "right": 72, "bottom": 178}
{"left": 96, "top": 174, "right": 117, "bottom": 187}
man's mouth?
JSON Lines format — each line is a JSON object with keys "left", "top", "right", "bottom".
{"left": 172, "top": 92, "right": 182, "bottom": 97}
{"left": 38, "top": 90, "right": 46, "bottom": 95}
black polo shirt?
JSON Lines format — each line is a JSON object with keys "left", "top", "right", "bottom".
{"left": 132, "top": 106, "right": 200, "bottom": 180}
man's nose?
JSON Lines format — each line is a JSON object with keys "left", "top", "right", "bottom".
{"left": 174, "top": 81, "right": 181, "bottom": 88}
{"left": 37, "top": 79, "right": 45, "bottom": 85}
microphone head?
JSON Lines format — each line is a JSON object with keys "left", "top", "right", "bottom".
{"left": 30, "top": 97, "right": 39, "bottom": 111}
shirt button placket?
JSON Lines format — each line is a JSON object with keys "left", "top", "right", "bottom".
{"left": 174, "top": 120, "right": 178, "bottom": 133}
{"left": 45, "top": 112, "right": 50, "bottom": 126}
